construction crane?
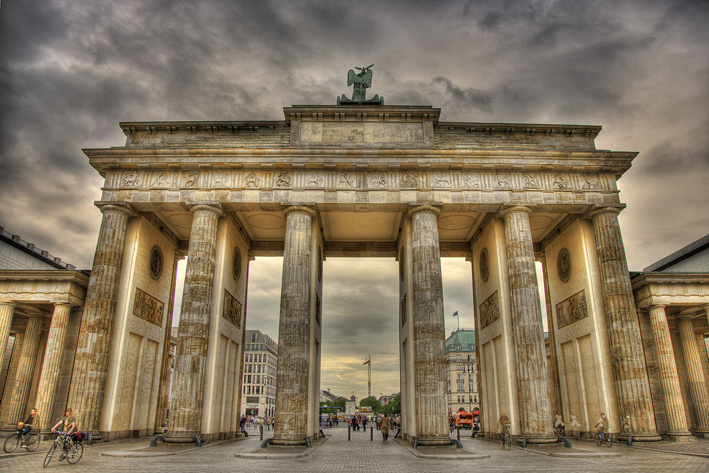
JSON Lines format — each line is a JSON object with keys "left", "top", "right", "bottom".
{"left": 363, "top": 354, "right": 371, "bottom": 398}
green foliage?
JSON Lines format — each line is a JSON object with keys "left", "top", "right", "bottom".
{"left": 332, "top": 397, "right": 348, "bottom": 408}
{"left": 387, "top": 395, "right": 401, "bottom": 415}
{"left": 359, "top": 396, "right": 382, "bottom": 412}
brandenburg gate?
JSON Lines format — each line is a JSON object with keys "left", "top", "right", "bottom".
{"left": 64, "top": 73, "right": 667, "bottom": 446}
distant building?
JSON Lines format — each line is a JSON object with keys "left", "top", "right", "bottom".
{"left": 378, "top": 392, "right": 399, "bottom": 406}
{"left": 320, "top": 389, "right": 339, "bottom": 403}
{"left": 445, "top": 329, "right": 479, "bottom": 415}
{"left": 240, "top": 330, "right": 278, "bottom": 417}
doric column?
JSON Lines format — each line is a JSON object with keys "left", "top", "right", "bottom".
{"left": 499, "top": 206, "right": 554, "bottom": 442}
{"left": 408, "top": 204, "right": 449, "bottom": 446}
{"left": 0, "top": 303, "right": 16, "bottom": 371}
{"left": 648, "top": 305, "right": 692, "bottom": 439}
{"left": 67, "top": 202, "right": 133, "bottom": 438}
{"left": 272, "top": 205, "right": 316, "bottom": 446}
{"left": 539, "top": 256, "right": 562, "bottom": 419}
{"left": 677, "top": 316, "right": 709, "bottom": 436}
{"left": 5, "top": 314, "right": 44, "bottom": 428}
{"left": 165, "top": 202, "right": 223, "bottom": 443}
{"left": 589, "top": 207, "right": 660, "bottom": 439}
{"left": 34, "top": 303, "right": 73, "bottom": 433}
{"left": 154, "top": 251, "right": 183, "bottom": 435}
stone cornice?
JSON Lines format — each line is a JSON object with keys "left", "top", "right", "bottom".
{"left": 0, "top": 270, "right": 90, "bottom": 286}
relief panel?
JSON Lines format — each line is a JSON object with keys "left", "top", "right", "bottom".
{"left": 132, "top": 288, "right": 164, "bottom": 327}
{"left": 222, "top": 289, "right": 242, "bottom": 329}
{"left": 479, "top": 290, "right": 500, "bottom": 330}
{"left": 556, "top": 290, "right": 588, "bottom": 329}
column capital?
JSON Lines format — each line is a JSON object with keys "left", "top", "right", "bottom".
{"left": 407, "top": 204, "right": 441, "bottom": 217}
{"left": 498, "top": 204, "right": 533, "bottom": 219}
{"left": 282, "top": 204, "right": 317, "bottom": 219}
{"left": 649, "top": 303, "right": 667, "bottom": 310}
{"left": 0, "top": 301, "right": 17, "bottom": 309}
{"left": 52, "top": 302, "right": 73, "bottom": 309}
{"left": 586, "top": 205, "right": 625, "bottom": 220}
{"left": 187, "top": 201, "right": 224, "bottom": 217}
{"left": 465, "top": 253, "right": 474, "bottom": 263}
{"left": 95, "top": 201, "right": 135, "bottom": 218}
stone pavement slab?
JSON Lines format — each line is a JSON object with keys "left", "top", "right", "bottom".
{"left": 2, "top": 425, "right": 709, "bottom": 472}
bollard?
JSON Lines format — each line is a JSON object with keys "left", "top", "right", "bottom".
{"left": 260, "top": 424, "right": 264, "bottom": 441}
{"left": 348, "top": 424, "right": 351, "bottom": 441}
{"left": 370, "top": 425, "right": 373, "bottom": 441}
{"left": 457, "top": 427, "right": 460, "bottom": 441}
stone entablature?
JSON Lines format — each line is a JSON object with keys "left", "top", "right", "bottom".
{"left": 0, "top": 271, "right": 89, "bottom": 307}
{"left": 632, "top": 273, "right": 709, "bottom": 310}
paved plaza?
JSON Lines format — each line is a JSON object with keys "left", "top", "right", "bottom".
{"left": 2, "top": 425, "right": 708, "bottom": 472}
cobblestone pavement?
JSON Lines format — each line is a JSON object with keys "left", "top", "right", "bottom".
{"left": 2, "top": 426, "right": 708, "bottom": 472}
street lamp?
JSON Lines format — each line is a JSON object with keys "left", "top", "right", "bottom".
{"left": 461, "top": 362, "right": 475, "bottom": 414}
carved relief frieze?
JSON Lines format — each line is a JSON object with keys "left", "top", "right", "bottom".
{"left": 400, "top": 171, "right": 418, "bottom": 188}
{"left": 431, "top": 171, "right": 451, "bottom": 188}
{"left": 557, "top": 248, "right": 571, "bottom": 283}
{"left": 479, "top": 290, "right": 500, "bottom": 330}
{"left": 133, "top": 287, "right": 164, "bottom": 327}
{"left": 222, "top": 289, "right": 242, "bottom": 328}
{"left": 462, "top": 173, "right": 481, "bottom": 188}
{"left": 121, "top": 170, "right": 140, "bottom": 188}
{"left": 307, "top": 172, "right": 323, "bottom": 188}
{"left": 338, "top": 171, "right": 356, "bottom": 188}
{"left": 582, "top": 173, "right": 600, "bottom": 190}
{"left": 523, "top": 172, "right": 541, "bottom": 189}
{"left": 553, "top": 173, "right": 571, "bottom": 190}
{"left": 556, "top": 289, "right": 588, "bottom": 329}
{"left": 213, "top": 170, "right": 231, "bottom": 187}
{"left": 275, "top": 171, "right": 292, "bottom": 188}
{"left": 369, "top": 172, "right": 387, "bottom": 189}
{"left": 244, "top": 171, "right": 260, "bottom": 188}
{"left": 480, "top": 248, "right": 489, "bottom": 282}
{"left": 151, "top": 171, "right": 170, "bottom": 188}
{"left": 150, "top": 245, "right": 163, "bottom": 280}
{"left": 496, "top": 172, "right": 510, "bottom": 187}
{"left": 183, "top": 170, "right": 200, "bottom": 188}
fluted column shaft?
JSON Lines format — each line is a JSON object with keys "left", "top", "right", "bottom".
{"left": 0, "top": 303, "right": 16, "bottom": 372}
{"left": 154, "top": 252, "right": 182, "bottom": 434}
{"left": 272, "top": 206, "right": 315, "bottom": 445}
{"left": 34, "top": 304, "right": 72, "bottom": 432}
{"left": 500, "top": 206, "right": 553, "bottom": 441}
{"left": 677, "top": 317, "right": 709, "bottom": 434}
{"left": 6, "top": 315, "right": 44, "bottom": 427}
{"left": 67, "top": 203, "right": 133, "bottom": 437}
{"left": 648, "top": 305, "right": 691, "bottom": 437}
{"left": 590, "top": 207, "right": 659, "bottom": 439}
{"left": 540, "top": 258, "right": 562, "bottom": 419}
{"left": 165, "top": 203, "right": 223, "bottom": 442}
{"left": 409, "top": 205, "right": 449, "bottom": 446}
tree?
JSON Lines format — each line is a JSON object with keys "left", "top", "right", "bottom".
{"left": 359, "top": 396, "right": 381, "bottom": 412}
{"left": 387, "top": 394, "right": 401, "bottom": 415}
{"left": 332, "top": 397, "right": 348, "bottom": 409}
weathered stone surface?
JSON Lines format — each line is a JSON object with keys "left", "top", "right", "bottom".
{"left": 677, "top": 317, "right": 709, "bottom": 436}
{"left": 272, "top": 206, "right": 316, "bottom": 445}
{"left": 34, "top": 303, "right": 72, "bottom": 432}
{"left": 499, "top": 206, "right": 554, "bottom": 442}
{"left": 648, "top": 305, "right": 692, "bottom": 439}
{"left": 540, "top": 258, "right": 562, "bottom": 423}
{"left": 589, "top": 207, "right": 660, "bottom": 440}
{"left": 408, "top": 204, "right": 449, "bottom": 446}
{"left": 165, "top": 202, "right": 223, "bottom": 442}
{"left": 5, "top": 314, "right": 43, "bottom": 428}
{"left": 67, "top": 202, "right": 133, "bottom": 437}
{"left": 0, "top": 303, "right": 15, "bottom": 373}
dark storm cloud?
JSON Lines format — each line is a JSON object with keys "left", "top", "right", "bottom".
{"left": 1, "top": 0, "right": 708, "bottom": 397}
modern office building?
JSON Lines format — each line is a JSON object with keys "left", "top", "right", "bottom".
{"left": 240, "top": 330, "right": 278, "bottom": 417}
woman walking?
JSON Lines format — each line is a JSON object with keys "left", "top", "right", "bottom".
{"left": 381, "top": 415, "right": 390, "bottom": 442}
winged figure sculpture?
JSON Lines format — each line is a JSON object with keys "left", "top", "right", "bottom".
{"left": 338, "top": 64, "right": 382, "bottom": 105}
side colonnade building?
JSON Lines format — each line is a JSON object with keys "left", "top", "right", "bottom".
{"left": 1, "top": 98, "right": 707, "bottom": 446}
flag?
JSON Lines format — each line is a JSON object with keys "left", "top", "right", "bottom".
{"left": 453, "top": 311, "right": 459, "bottom": 317}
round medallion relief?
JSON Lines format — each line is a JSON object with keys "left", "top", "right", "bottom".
{"left": 318, "top": 247, "right": 323, "bottom": 282}
{"left": 480, "top": 248, "right": 489, "bottom": 282}
{"left": 399, "top": 247, "right": 405, "bottom": 281}
{"left": 557, "top": 248, "right": 571, "bottom": 283}
{"left": 150, "top": 246, "right": 163, "bottom": 280}
{"left": 233, "top": 247, "right": 242, "bottom": 281}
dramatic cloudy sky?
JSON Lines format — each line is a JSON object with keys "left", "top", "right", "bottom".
{"left": 1, "top": 1, "right": 708, "bottom": 401}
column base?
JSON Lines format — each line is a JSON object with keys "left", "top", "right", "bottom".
{"left": 519, "top": 434, "right": 558, "bottom": 444}
{"left": 416, "top": 434, "right": 454, "bottom": 446}
{"left": 617, "top": 433, "right": 662, "bottom": 442}
{"left": 271, "top": 438, "right": 308, "bottom": 446}
{"left": 665, "top": 432, "right": 697, "bottom": 442}
{"left": 163, "top": 431, "right": 201, "bottom": 443}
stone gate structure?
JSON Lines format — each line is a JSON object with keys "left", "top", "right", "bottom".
{"left": 3, "top": 98, "right": 700, "bottom": 445}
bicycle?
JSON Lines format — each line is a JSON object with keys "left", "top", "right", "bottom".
{"left": 594, "top": 431, "right": 612, "bottom": 448}
{"left": 502, "top": 432, "right": 512, "bottom": 451}
{"left": 3, "top": 428, "right": 41, "bottom": 453}
{"left": 43, "top": 431, "right": 84, "bottom": 468}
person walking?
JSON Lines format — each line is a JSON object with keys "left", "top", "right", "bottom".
{"left": 381, "top": 415, "right": 391, "bottom": 442}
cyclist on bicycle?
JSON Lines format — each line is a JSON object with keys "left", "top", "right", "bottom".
{"left": 497, "top": 413, "right": 511, "bottom": 446}
{"left": 594, "top": 412, "right": 607, "bottom": 440}
{"left": 51, "top": 408, "right": 77, "bottom": 435}
{"left": 20, "top": 408, "right": 38, "bottom": 447}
